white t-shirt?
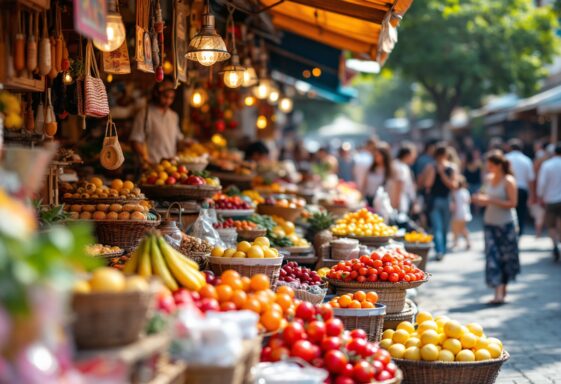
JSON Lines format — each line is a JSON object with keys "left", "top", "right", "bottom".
{"left": 129, "top": 105, "right": 183, "bottom": 164}
{"left": 388, "top": 160, "right": 415, "bottom": 213}
{"left": 505, "top": 151, "right": 535, "bottom": 190}
{"left": 365, "top": 167, "right": 386, "bottom": 196}
{"left": 537, "top": 156, "right": 561, "bottom": 204}
{"left": 453, "top": 188, "right": 472, "bottom": 222}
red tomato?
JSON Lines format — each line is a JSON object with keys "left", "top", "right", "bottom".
{"left": 370, "top": 252, "right": 381, "bottom": 261}
{"left": 362, "top": 342, "right": 377, "bottom": 357}
{"left": 372, "top": 260, "right": 383, "bottom": 268}
{"left": 352, "top": 361, "right": 374, "bottom": 383}
{"left": 291, "top": 340, "right": 320, "bottom": 362}
{"left": 379, "top": 272, "right": 389, "bottom": 281}
{"left": 324, "top": 350, "right": 348, "bottom": 374}
{"left": 372, "top": 360, "right": 384, "bottom": 375}
{"left": 356, "top": 275, "right": 366, "bottom": 283}
{"left": 349, "top": 271, "right": 358, "bottom": 279}
{"left": 325, "top": 318, "right": 344, "bottom": 337}
{"left": 334, "top": 376, "right": 355, "bottom": 384}
{"left": 341, "top": 363, "right": 354, "bottom": 377}
{"left": 389, "top": 273, "right": 399, "bottom": 283}
{"left": 383, "top": 265, "right": 394, "bottom": 274}
{"left": 261, "top": 346, "right": 272, "bottom": 362}
{"left": 375, "top": 370, "right": 393, "bottom": 382}
{"left": 316, "top": 303, "right": 334, "bottom": 321}
{"left": 269, "top": 337, "right": 286, "bottom": 349}
{"left": 352, "top": 264, "right": 362, "bottom": 271}
{"left": 358, "top": 267, "right": 368, "bottom": 276}
{"left": 382, "top": 254, "right": 393, "bottom": 263}
{"left": 270, "top": 347, "right": 290, "bottom": 361}
{"left": 374, "top": 349, "right": 392, "bottom": 365}
{"left": 367, "top": 274, "right": 378, "bottom": 282}
{"left": 385, "top": 362, "right": 398, "bottom": 375}
{"left": 283, "top": 322, "right": 306, "bottom": 346}
{"left": 346, "top": 338, "right": 368, "bottom": 356}
{"left": 307, "top": 321, "right": 326, "bottom": 343}
{"left": 359, "top": 255, "right": 370, "bottom": 264}
{"left": 295, "top": 301, "right": 316, "bottom": 321}
{"left": 349, "top": 329, "right": 367, "bottom": 340}
{"left": 321, "top": 336, "right": 342, "bottom": 351}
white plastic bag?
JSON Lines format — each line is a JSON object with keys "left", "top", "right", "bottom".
{"left": 190, "top": 207, "right": 224, "bottom": 247}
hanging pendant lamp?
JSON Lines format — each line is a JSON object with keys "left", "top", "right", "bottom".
{"left": 221, "top": 11, "right": 245, "bottom": 88}
{"left": 93, "top": 0, "right": 126, "bottom": 52}
{"left": 186, "top": 1, "right": 230, "bottom": 66}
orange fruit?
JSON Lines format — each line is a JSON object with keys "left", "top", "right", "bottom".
{"left": 232, "top": 290, "right": 248, "bottom": 308}
{"left": 220, "top": 301, "right": 237, "bottom": 311}
{"left": 276, "top": 285, "right": 295, "bottom": 298}
{"left": 256, "top": 292, "right": 272, "bottom": 313}
{"left": 250, "top": 274, "right": 270, "bottom": 291}
{"left": 222, "top": 271, "right": 243, "bottom": 290}
{"left": 338, "top": 295, "right": 353, "bottom": 308}
{"left": 330, "top": 302, "right": 340, "bottom": 308}
{"left": 353, "top": 291, "right": 366, "bottom": 302}
{"left": 199, "top": 285, "right": 217, "bottom": 300}
{"left": 361, "top": 301, "right": 375, "bottom": 309}
{"left": 111, "top": 179, "right": 124, "bottom": 191}
{"left": 261, "top": 310, "right": 282, "bottom": 332}
{"left": 90, "top": 177, "right": 103, "bottom": 188}
{"left": 275, "top": 293, "right": 293, "bottom": 311}
{"left": 366, "top": 291, "right": 379, "bottom": 304}
{"left": 122, "top": 180, "right": 134, "bottom": 191}
{"left": 241, "top": 276, "right": 251, "bottom": 291}
{"left": 221, "top": 270, "right": 241, "bottom": 281}
{"left": 269, "top": 303, "right": 283, "bottom": 314}
{"left": 349, "top": 300, "right": 362, "bottom": 309}
{"left": 242, "top": 297, "right": 262, "bottom": 313}
{"left": 216, "top": 284, "right": 234, "bottom": 302}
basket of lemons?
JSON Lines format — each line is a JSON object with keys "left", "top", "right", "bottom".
{"left": 331, "top": 209, "right": 398, "bottom": 247}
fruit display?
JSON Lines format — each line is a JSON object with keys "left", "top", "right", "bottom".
{"left": 331, "top": 209, "right": 398, "bottom": 238}
{"left": 327, "top": 251, "right": 426, "bottom": 283}
{"left": 404, "top": 231, "right": 433, "bottom": 243}
{"left": 271, "top": 215, "right": 310, "bottom": 248}
{"left": 140, "top": 159, "right": 220, "bottom": 187}
{"left": 213, "top": 193, "right": 254, "bottom": 210}
{"left": 123, "top": 233, "right": 207, "bottom": 291}
{"left": 261, "top": 303, "right": 400, "bottom": 383}
{"left": 86, "top": 244, "right": 123, "bottom": 256}
{"left": 213, "top": 218, "right": 262, "bottom": 231}
{"left": 263, "top": 195, "right": 306, "bottom": 209}
{"left": 61, "top": 178, "right": 145, "bottom": 200}
{"left": 381, "top": 311, "right": 505, "bottom": 362}
{"left": 186, "top": 271, "right": 295, "bottom": 333}
{"left": 63, "top": 201, "right": 154, "bottom": 221}
{"left": 329, "top": 291, "right": 379, "bottom": 309}
{"left": 210, "top": 237, "right": 280, "bottom": 259}
{"left": 176, "top": 152, "right": 208, "bottom": 164}
{"left": 242, "top": 190, "right": 265, "bottom": 205}
{"left": 279, "top": 262, "right": 322, "bottom": 286}
{"left": 73, "top": 267, "right": 149, "bottom": 294}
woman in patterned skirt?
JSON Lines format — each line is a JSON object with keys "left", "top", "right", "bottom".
{"left": 473, "top": 150, "right": 520, "bottom": 304}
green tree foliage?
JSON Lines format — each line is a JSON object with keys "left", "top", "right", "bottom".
{"left": 389, "top": 0, "right": 560, "bottom": 126}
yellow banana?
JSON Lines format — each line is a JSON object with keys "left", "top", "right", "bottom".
{"left": 137, "top": 236, "right": 153, "bottom": 278}
{"left": 160, "top": 238, "right": 200, "bottom": 271}
{"left": 157, "top": 237, "right": 203, "bottom": 291}
{"left": 123, "top": 247, "right": 139, "bottom": 275}
{"left": 151, "top": 235, "right": 179, "bottom": 291}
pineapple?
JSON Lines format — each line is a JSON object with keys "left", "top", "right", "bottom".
{"left": 308, "top": 211, "right": 335, "bottom": 257}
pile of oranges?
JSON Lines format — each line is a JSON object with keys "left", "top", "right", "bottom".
{"left": 329, "top": 291, "right": 379, "bottom": 309}
{"left": 198, "top": 270, "right": 296, "bottom": 333}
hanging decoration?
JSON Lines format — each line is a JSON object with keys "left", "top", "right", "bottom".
{"left": 221, "top": 6, "right": 244, "bottom": 88}
{"left": 172, "top": 0, "right": 188, "bottom": 84}
{"left": 136, "top": 0, "right": 154, "bottom": 73}
{"left": 93, "top": 0, "right": 126, "bottom": 52}
{"left": 73, "top": 0, "right": 107, "bottom": 43}
{"left": 153, "top": 0, "right": 165, "bottom": 82}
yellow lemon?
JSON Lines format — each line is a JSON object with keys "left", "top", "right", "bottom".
{"left": 73, "top": 280, "right": 91, "bottom": 293}
{"left": 405, "top": 337, "right": 421, "bottom": 348}
{"left": 475, "top": 337, "right": 490, "bottom": 350}
{"left": 233, "top": 251, "right": 247, "bottom": 258}
{"left": 392, "top": 329, "right": 410, "bottom": 345}
{"left": 487, "top": 338, "right": 503, "bottom": 349}
{"left": 420, "top": 344, "right": 439, "bottom": 361}
{"left": 388, "top": 343, "right": 406, "bottom": 358}
{"left": 456, "top": 349, "right": 475, "bottom": 362}
{"left": 403, "top": 346, "right": 421, "bottom": 361}
{"left": 379, "top": 339, "right": 393, "bottom": 350}
{"left": 211, "top": 246, "right": 225, "bottom": 257}
{"left": 460, "top": 332, "right": 478, "bottom": 349}
{"left": 416, "top": 311, "right": 433, "bottom": 325}
{"left": 438, "top": 349, "right": 455, "bottom": 362}
{"left": 485, "top": 343, "right": 502, "bottom": 358}
{"left": 263, "top": 248, "right": 277, "bottom": 258}
{"left": 254, "top": 237, "right": 270, "bottom": 248}
{"left": 475, "top": 348, "right": 492, "bottom": 361}
{"left": 382, "top": 329, "right": 395, "bottom": 340}
{"left": 417, "top": 320, "right": 438, "bottom": 334}
{"left": 436, "top": 318, "right": 450, "bottom": 332}
{"left": 237, "top": 241, "right": 252, "bottom": 253}
{"left": 420, "top": 330, "right": 440, "bottom": 346}
{"left": 397, "top": 321, "right": 416, "bottom": 334}
{"left": 467, "top": 323, "right": 484, "bottom": 337}
{"left": 223, "top": 248, "right": 236, "bottom": 258}
{"left": 444, "top": 320, "right": 464, "bottom": 339}
{"left": 247, "top": 245, "right": 264, "bottom": 259}
{"left": 442, "top": 338, "right": 462, "bottom": 355}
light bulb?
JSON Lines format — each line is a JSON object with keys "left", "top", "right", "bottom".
{"left": 63, "top": 72, "right": 73, "bottom": 85}
{"left": 244, "top": 96, "right": 255, "bottom": 106}
{"left": 223, "top": 65, "right": 245, "bottom": 88}
{"left": 243, "top": 66, "right": 258, "bottom": 87}
{"left": 279, "top": 97, "right": 293, "bottom": 113}
{"left": 106, "top": 74, "right": 113, "bottom": 83}
{"left": 190, "top": 88, "right": 207, "bottom": 108}
{"left": 268, "top": 88, "right": 280, "bottom": 104}
{"left": 312, "top": 67, "right": 322, "bottom": 77}
{"left": 93, "top": 14, "right": 126, "bottom": 52}
{"left": 195, "top": 51, "right": 218, "bottom": 67}
{"left": 253, "top": 79, "right": 272, "bottom": 100}
{"left": 256, "top": 115, "right": 267, "bottom": 129}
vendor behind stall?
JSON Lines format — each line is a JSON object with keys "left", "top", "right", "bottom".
{"left": 130, "top": 80, "right": 184, "bottom": 167}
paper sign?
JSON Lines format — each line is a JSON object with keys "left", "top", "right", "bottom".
{"left": 73, "top": 0, "right": 107, "bottom": 42}
{"left": 103, "top": 41, "right": 131, "bottom": 74}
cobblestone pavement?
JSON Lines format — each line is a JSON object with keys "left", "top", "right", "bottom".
{"left": 414, "top": 224, "right": 561, "bottom": 384}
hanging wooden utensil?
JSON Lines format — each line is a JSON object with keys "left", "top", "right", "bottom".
{"left": 44, "top": 88, "right": 57, "bottom": 137}
{"left": 38, "top": 11, "right": 51, "bottom": 76}
{"left": 14, "top": 8, "right": 26, "bottom": 72}
{"left": 26, "top": 12, "right": 37, "bottom": 73}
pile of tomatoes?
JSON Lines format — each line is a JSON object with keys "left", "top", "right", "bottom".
{"left": 261, "top": 302, "right": 399, "bottom": 383}
{"left": 327, "top": 251, "right": 425, "bottom": 283}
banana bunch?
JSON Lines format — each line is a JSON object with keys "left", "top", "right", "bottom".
{"left": 124, "top": 233, "right": 206, "bottom": 291}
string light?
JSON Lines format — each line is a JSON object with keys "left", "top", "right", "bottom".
{"left": 312, "top": 67, "right": 322, "bottom": 77}
{"left": 190, "top": 87, "right": 208, "bottom": 108}
{"left": 256, "top": 115, "right": 268, "bottom": 129}
{"left": 279, "top": 97, "right": 293, "bottom": 113}
{"left": 244, "top": 95, "right": 256, "bottom": 106}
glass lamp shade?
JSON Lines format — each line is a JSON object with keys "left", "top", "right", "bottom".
{"left": 242, "top": 58, "right": 258, "bottom": 87}
{"left": 186, "top": 14, "right": 230, "bottom": 66}
{"left": 190, "top": 88, "right": 208, "bottom": 108}
{"left": 93, "top": 14, "right": 126, "bottom": 52}
{"left": 253, "top": 78, "right": 273, "bottom": 100}
{"left": 222, "top": 54, "right": 245, "bottom": 88}
{"left": 256, "top": 115, "right": 268, "bottom": 129}
{"left": 279, "top": 97, "right": 293, "bottom": 113}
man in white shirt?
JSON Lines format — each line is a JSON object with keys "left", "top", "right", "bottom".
{"left": 130, "top": 80, "right": 184, "bottom": 166}
{"left": 537, "top": 143, "right": 561, "bottom": 261}
{"left": 506, "top": 139, "right": 535, "bottom": 236}
{"left": 389, "top": 143, "right": 417, "bottom": 214}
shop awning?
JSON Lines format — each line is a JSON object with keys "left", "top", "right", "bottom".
{"left": 258, "top": 0, "right": 413, "bottom": 63}
{"left": 510, "top": 84, "right": 561, "bottom": 117}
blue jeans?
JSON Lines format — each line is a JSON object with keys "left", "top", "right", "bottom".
{"left": 430, "top": 197, "right": 451, "bottom": 255}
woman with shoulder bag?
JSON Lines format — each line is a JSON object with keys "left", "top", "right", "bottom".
{"left": 473, "top": 150, "right": 520, "bottom": 305}
{"left": 424, "top": 144, "right": 458, "bottom": 261}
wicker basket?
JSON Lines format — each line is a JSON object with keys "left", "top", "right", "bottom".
{"left": 404, "top": 243, "right": 432, "bottom": 271}
{"left": 394, "top": 351, "right": 509, "bottom": 384}
{"left": 333, "top": 304, "right": 386, "bottom": 342}
{"left": 335, "top": 234, "right": 392, "bottom": 248}
{"left": 92, "top": 215, "right": 161, "bottom": 250}
{"left": 257, "top": 204, "right": 303, "bottom": 222}
{"left": 277, "top": 281, "right": 327, "bottom": 305}
{"left": 141, "top": 184, "right": 220, "bottom": 202}
{"left": 322, "top": 204, "right": 351, "bottom": 217}
{"left": 71, "top": 291, "right": 152, "bottom": 349}
{"left": 383, "top": 299, "right": 417, "bottom": 331}
{"left": 208, "top": 256, "right": 284, "bottom": 287}
{"left": 327, "top": 275, "right": 430, "bottom": 314}
{"left": 237, "top": 228, "right": 267, "bottom": 241}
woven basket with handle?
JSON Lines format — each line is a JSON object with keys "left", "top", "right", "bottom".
{"left": 333, "top": 304, "right": 386, "bottom": 342}
{"left": 394, "top": 351, "right": 509, "bottom": 384}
